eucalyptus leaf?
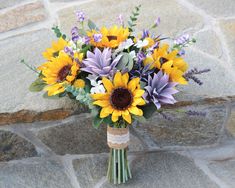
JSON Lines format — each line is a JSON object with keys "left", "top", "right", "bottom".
{"left": 88, "top": 19, "right": 99, "bottom": 30}
{"left": 92, "top": 115, "right": 103, "bottom": 129}
{"left": 29, "top": 78, "right": 46, "bottom": 92}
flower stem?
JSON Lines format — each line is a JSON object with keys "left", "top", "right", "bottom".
{"left": 107, "top": 148, "right": 132, "bottom": 184}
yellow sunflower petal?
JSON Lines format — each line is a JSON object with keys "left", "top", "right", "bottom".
{"left": 133, "top": 89, "right": 145, "bottom": 98}
{"left": 128, "top": 106, "right": 142, "bottom": 116}
{"left": 112, "top": 113, "right": 119, "bottom": 122}
{"left": 113, "top": 71, "right": 123, "bottom": 87}
{"left": 122, "top": 111, "right": 132, "bottom": 124}
{"left": 102, "top": 77, "right": 114, "bottom": 93}
{"left": 128, "top": 77, "right": 140, "bottom": 92}
{"left": 91, "top": 93, "right": 110, "bottom": 100}
{"left": 122, "top": 73, "right": 129, "bottom": 87}
{"left": 93, "top": 100, "right": 110, "bottom": 107}
{"left": 100, "top": 107, "right": 111, "bottom": 118}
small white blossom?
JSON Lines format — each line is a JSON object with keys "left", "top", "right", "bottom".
{"left": 90, "top": 80, "right": 105, "bottom": 94}
{"left": 129, "top": 51, "right": 136, "bottom": 60}
{"left": 135, "top": 39, "right": 149, "bottom": 48}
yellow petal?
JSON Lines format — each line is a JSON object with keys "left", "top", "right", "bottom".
{"left": 91, "top": 93, "right": 110, "bottom": 100}
{"left": 113, "top": 72, "right": 123, "bottom": 87}
{"left": 128, "top": 77, "right": 140, "bottom": 92}
{"left": 132, "top": 98, "right": 146, "bottom": 106}
{"left": 102, "top": 77, "right": 113, "bottom": 93}
{"left": 128, "top": 106, "right": 142, "bottom": 116}
{"left": 122, "top": 111, "right": 132, "bottom": 124}
{"left": 122, "top": 73, "right": 129, "bottom": 87}
{"left": 100, "top": 107, "right": 111, "bottom": 118}
{"left": 133, "top": 89, "right": 145, "bottom": 98}
{"left": 93, "top": 100, "right": 110, "bottom": 107}
{"left": 112, "top": 113, "right": 119, "bottom": 122}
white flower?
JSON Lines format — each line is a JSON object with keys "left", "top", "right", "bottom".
{"left": 115, "top": 39, "right": 134, "bottom": 53}
{"left": 135, "top": 39, "right": 149, "bottom": 48}
{"left": 68, "top": 40, "right": 77, "bottom": 50}
{"left": 87, "top": 75, "right": 105, "bottom": 94}
{"left": 90, "top": 80, "right": 105, "bottom": 94}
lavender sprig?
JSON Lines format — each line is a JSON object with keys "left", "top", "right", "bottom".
{"left": 158, "top": 111, "right": 174, "bottom": 121}
{"left": 184, "top": 68, "right": 210, "bottom": 85}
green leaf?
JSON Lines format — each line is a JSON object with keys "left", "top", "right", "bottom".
{"left": 42, "top": 92, "right": 61, "bottom": 99}
{"left": 88, "top": 19, "right": 98, "bottom": 30}
{"left": 29, "top": 78, "right": 46, "bottom": 92}
{"left": 103, "top": 115, "right": 113, "bottom": 125}
{"left": 142, "top": 103, "right": 157, "bottom": 119}
{"left": 78, "top": 29, "right": 87, "bottom": 36}
{"left": 92, "top": 115, "right": 103, "bottom": 129}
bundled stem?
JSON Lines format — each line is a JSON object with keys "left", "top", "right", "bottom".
{"left": 107, "top": 148, "right": 132, "bottom": 184}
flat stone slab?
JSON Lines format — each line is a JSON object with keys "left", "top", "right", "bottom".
{"left": 58, "top": 0, "right": 204, "bottom": 37}
{"left": 36, "top": 114, "right": 144, "bottom": 155}
{"left": 0, "top": 157, "right": 73, "bottom": 188}
{"left": 0, "top": 29, "right": 78, "bottom": 114}
{"left": 208, "top": 159, "right": 235, "bottom": 188}
{"left": 73, "top": 152, "right": 219, "bottom": 188}
{"left": 188, "top": 0, "right": 235, "bottom": 17}
{"left": 0, "top": 1, "right": 47, "bottom": 33}
{"left": 0, "top": 130, "right": 37, "bottom": 161}
{"left": 0, "top": 0, "right": 27, "bottom": 9}
{"left": 134, "top": 103, "right": 227, "bottom": 147}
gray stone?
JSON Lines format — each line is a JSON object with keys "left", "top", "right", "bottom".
{"left": 226, "top": 106, "right": 235, "bottom": 137}
{"left": 0, "top": 130, "right": 37, "bottom": 161}
{"left": 58, "top": 0, "right": 203, "bottom": 37}
{"left": 36, "top": 114, "right": 144, "bottom": 155}
{"left": 73, "top": 154, "right": 108, "bottom": 188}
{"left": 0, "top": 0, "right": 26, "bottom": 9}
{"left": 134, "top": 104, "right": 226, "bottom": 147}
{"left": 188, "top": 0, "right": 235, "bottom": 17}
{"left": 101, "top": 152, "right": 218, "bottom": 188}
{"left": 0, "top": 157, "right": 74, "bottom": 188}
{"left": 0, "top": 1, "right": 47, "bottom": 33}
{"left": 219, "top": 19, "right": 235, "bottom": 70}
{"left": 193, "top": 30, "right": 223, "bottom": 59}
{"left": 208, "top": 160, "right": 235, "bottom": 188}
{"left": 0, "top": 29, "right": 78, "bottom": 113}
{"left": 177, "top": 48, "right": 235, "bottom": 99}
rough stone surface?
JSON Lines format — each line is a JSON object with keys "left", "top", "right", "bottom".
{"left": 37, "top": 114, "right": 144, "bottom": 155}
{"left": 188, "top": 0, "right": 235, "bottom": 17}
{"left": 177, "top": 49, "right": 235, "bottom": 99}
{"left": 101, "top": 152, "right": 219, "bottom": 188}
{"left": 0, "top": 157, "right": 74, "bottom": 188}
{"left": 58, "top": 0, "right": 203, "bottom": 37}
{"left": 219, "top": 19, "right": 235, "bottom": 70}
{"left": 208, "top": 160, "right": 235, "bottom": 188}
{"left": 227, "top": 106, "right": 235, "bottom": 137}
{"left": 0, "top": 29, "right": 78, "bottom": 113}
{"left": 0, "top": 130, "right": 37, "bottom": 161}
{"left": 0, "top": 1, "right": 47, "bottom": 33}
{"left": 0, "top": 0, "right": 26, "bottom": 9}
{"left": 193, "top": 29, "right": 223, "bottom": 59}
{"left": 134, "top": 104, "right": 227, "bottom": 147}
{"left": 73, "top": 154, "right": 108, "bottom": 188}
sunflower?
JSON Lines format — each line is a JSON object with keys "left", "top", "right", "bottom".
{"left": 42, "top": 37, "right": 68, "bottom": 61}
{"left": 143, "top": 43, "right": 188, "bottom": 84}
{"left": 87, "top": 25, "right": 129, "bottom": 48}
{"left": 91, "top": 72, "right": 146, "bottom": 124}
{"left": 38, "top": 52, "right": 82, "bottom": 96}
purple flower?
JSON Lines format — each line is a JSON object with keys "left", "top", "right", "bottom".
{"left": 153, "top": 17, "right": 160, "bottom": 27}
{"left": 81, "top": 48, "right": 122, "bottom": 77}
{"left": 178, "top": 49, "right": 185, "bottom": 56}
{"left": 71, "top": 26, "right": 79, "bottom": 42}
{"left": 137, "top": 51, "right": 146, "bottom": 63}
{"left": 75, "top": 11, "right": 85, "bottom": 22}
{"left": 130, "top": 62, "right": 154, "bottom": 82}
{"left": 117, "top": 14, "right": 124, "bottom": 25}
{"left": 64, "top": 46, "right": 74, "bottom": 56}
{"left": 174, "top": 34, "right": 190, "bottom": 45}
{"left": 142, "top": 29, "right": 150, "bottom": 38}
{"left": 93, "top": 33, "right": 102, "bottom": 42}
{"left": 84, "top": 36, "right": 90, "bottom": 45}
{"left": 143, "top": 71, "right": 178, "bottom": 109}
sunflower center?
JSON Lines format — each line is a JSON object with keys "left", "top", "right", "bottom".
{"left": 107, "top": 35, "right": 117, "bottom": 41}
{"left": 110, "top": 88, "right": 133, "bottom": 110}
{"left": 58, "top": 65, "right": 71, "bottom": 82}
{"left": 159, "top": 57, "right": 168, "bottom": 64}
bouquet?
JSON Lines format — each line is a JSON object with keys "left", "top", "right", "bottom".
{"left": 22, "top": 5, "right": 210, "bottom": 185}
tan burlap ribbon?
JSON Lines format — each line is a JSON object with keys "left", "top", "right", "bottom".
{"left": 107, "top": 126, "right": 129, "bottom": 149}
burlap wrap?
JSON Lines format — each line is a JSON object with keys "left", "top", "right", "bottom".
{"left": 107, "top": 126, "right": 129, "bottom": 149}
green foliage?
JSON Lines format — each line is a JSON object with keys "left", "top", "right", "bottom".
{"left": 133, "top": 115, "right": 146, "bottom": 124}
{"left": 116, "top": 53, "right": 133, "bottom": 71}
{"left": 29, "top": 77, "right": 46, "bottom": 92}
{"left": 20, "top": 59, "right": 39, "bottom": 74}
{"left": 128, "top": 5, "right": 141, "bottom": 32}
{"left": 88, "top": 19, "right": 99, "bottom": 30}
{"left": 42, "top": 92, "right": 66, "bottom": 99}
{"left": 52, "top": 26, "right": 66, "bottom": 39}
{"left": 142, "top": 103, "right": 157, "bottom": 119}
